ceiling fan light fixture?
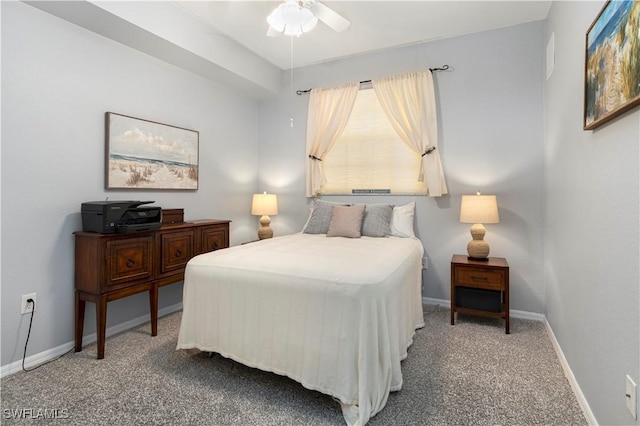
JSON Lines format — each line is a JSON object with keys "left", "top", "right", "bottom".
{"left": 266, "top": 4, "right": 286, "bottom": 32}
{"left": 299, "top": 8, "right": 318, "bottom": 32}
{"left": 267, "top": 0, "right": 318, "bottom": 36}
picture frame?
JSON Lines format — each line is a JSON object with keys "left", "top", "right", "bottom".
{"left": 105, "top": 112, "right": 199, "bottom": 190}
{"left": 584, "top": 0, "right": 640, "bottom": 130}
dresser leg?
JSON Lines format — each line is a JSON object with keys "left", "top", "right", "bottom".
{"left": 150, "top": 285, "right": 158, "bottom": 337}
{"left": 75, "top": 292, "right": 85, "bottom": 353}
{"left": 96, "top": 297, "right": 107, "bottom": 359}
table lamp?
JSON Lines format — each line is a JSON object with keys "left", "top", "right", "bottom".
{"left": 251, "top": 192, "right": 278, "bottom": 239}
{"left": 459, "top": 191, "right": 499, "bottom": 260}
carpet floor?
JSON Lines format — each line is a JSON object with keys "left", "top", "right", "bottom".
{"left": 1, "top": 305, "right": 587, "bottom": 425}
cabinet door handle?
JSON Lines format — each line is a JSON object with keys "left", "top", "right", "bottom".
{"left": 471, "top": 275, "right": 488, "bottom": 282}
{"left": 126, "top": 259, "right": 135, "bottom": 268}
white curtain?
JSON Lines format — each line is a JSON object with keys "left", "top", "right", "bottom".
{"left": 372, "top": 71, "right": 448, "bottom": 197}
{"left": 305, "top": 83, "right": 359, "bottom": 197}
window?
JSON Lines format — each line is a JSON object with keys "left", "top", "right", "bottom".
{"left": 305, "top": 71, "right": 447, "bottom": 198}
{"left": 321, "top": 88, "right": 426, "bottom": 195}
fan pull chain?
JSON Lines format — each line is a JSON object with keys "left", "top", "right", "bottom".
{"left": 290, "top": 36, "right": 294, "bottom": 128}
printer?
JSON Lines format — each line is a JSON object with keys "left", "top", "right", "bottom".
{"left": 81, "top": 200, "right": 162, "bottom": 233}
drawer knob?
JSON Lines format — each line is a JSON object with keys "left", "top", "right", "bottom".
{"left": 126, "top": 259, "right": 135, "bottom": 268}
{"left": 211, "top": 242, "right": 219, "bottom": 250}
{"left": 174, "top": 249, "right": 183, "bottom": 258}
{"left": 471, "top": 275, "right": 488, "bottom": 282}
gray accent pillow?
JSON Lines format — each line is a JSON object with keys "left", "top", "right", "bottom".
{"left": 303, "top": 200, "right": 348, "bottom": 234}
{"left": 326, "top": 205, "right": 366, "bottom": 238}
{"left": 361, "top": 204, "right": 394, "bottom": 237}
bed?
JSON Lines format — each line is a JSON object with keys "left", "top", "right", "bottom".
{"left": 176, "top": 202, "right": 424, "bottom": 425}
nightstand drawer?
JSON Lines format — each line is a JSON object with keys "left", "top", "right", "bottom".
{"left": 456, "top": 268, "right": 505, "bottom": 291}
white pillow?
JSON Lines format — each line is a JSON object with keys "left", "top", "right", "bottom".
{"left": 389, "top": 201, "right": 416, "bottom": 238}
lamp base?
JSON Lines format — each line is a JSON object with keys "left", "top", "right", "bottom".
{"left": 466, "top": 224, "right": 490, "bottom": 260}
{"left": 257, "top": 227, "right": 273, "bottom": 240}
{"left": 257, "top": 215, "right": 273, "bottom": 240}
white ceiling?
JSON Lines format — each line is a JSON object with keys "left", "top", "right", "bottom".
{"left": 172, "top": 1, "right": 552, "bottom": 70}
{"left": 26, "top": 0, "right": 551, "bottom": 98}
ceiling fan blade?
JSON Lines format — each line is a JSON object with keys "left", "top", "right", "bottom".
{"left": 310, "top": 1, "right": 350, "bottom": 32}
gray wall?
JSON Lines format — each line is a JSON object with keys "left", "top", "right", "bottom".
{"left": 259, "top": 21, "right": 546, "bottom": 314}
{"left": 1, "top": 2, "right": 260, "bottom": 366}
{"left": 544, "top": 2, "right": 640, "bottom": 425}
{"left": 4, "top": 3, "right": 638, "bottom": 424}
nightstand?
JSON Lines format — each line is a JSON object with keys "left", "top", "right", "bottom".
{"left": 450, "top": 254, "right": 510, "bottom": 333}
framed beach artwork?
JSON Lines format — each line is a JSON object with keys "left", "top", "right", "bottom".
{"left": 105, "top": 112, "right": 199, "bottom": 190}
{"left": 584, "top": 0, "right": 640, "bottom": 130}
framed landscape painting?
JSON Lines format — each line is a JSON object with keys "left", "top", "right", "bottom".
{"left": 105, "top": 112, "right": 199, "bottom": 190}
{"left": 584, "top": 0, "right": 640, "bottom": 130}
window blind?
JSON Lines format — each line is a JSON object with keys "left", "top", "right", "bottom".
{"left": 321, "top": 88, "right": 426, "bottom": 195}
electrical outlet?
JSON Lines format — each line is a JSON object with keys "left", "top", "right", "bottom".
{"left": 422, "top": 257, "right": 428, "bottom": 269}
{"left": 627, "top": 375, "right": 637, "bottom": 419}
{"left": 21, "top": 293, "right": 36, "bottom": 315}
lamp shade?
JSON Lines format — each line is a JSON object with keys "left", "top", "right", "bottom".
{"left": 251, "top": 193, "right": 278, "bottom": 216}
{"left": 460, "top": 193, "right": 499, "bottom": 224}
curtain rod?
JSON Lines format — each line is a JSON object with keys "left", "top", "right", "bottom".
{"left": 295, "top": 64, "right": 450, "bottom": 95}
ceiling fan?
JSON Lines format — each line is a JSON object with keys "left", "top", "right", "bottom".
{"left": 266, "top": 0, "right": 351, "bottom": 37}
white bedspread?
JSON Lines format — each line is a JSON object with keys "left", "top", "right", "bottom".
{"left": 176, "top": 233, "right": 425, "bottom": 425}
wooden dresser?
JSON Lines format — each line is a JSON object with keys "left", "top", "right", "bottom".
{"left": 74, "top": 220, "right": 230, "bottom": 359}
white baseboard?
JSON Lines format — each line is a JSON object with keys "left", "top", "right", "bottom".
{"left": 544, "top": 318, "right": 598, "bottom": 425}
{"left": 423, "top": 296, "right": 596, "bottom": 425}
{"left": 0, "top": 340, "right": 76, "bottom": 379}
{"left": 1, "top": 303, "right": 183, "bottom": 378}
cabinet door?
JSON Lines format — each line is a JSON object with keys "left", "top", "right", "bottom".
{"left": 198, "top": 224, "right": 229, "bottom": 254}
{"left": 158, "top": 229, "right": 195, "bottom": 276}
{"left": 105, "top": 236, "right": 154, "bottom": 290}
